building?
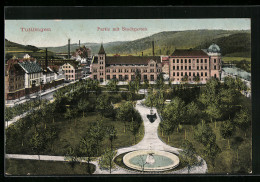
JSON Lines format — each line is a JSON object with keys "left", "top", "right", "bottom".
{"left": 18, "top": 60, "right": 44, "bottom": 88}
{"left": 91, "top": 44, "right": 162, "bottom": 82}
{"left": 169, "top": 43, "right": 222, "bottom": 84}
{"left": 61, "top": 62, "right": 83, "bottom": 81}
{"left": 5, "top": 59, "right": 26, "bottom": 100}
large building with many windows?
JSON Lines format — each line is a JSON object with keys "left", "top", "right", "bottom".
{"left": 91, "top": 43, "right": 222, "bottom": 83}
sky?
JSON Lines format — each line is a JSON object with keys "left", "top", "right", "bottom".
{"left": 5, "top": 19, "right": 250, "bottom": 47}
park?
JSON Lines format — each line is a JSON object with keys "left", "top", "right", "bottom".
{"left": 5, "top": 74, "right": 252, "bottom": 175}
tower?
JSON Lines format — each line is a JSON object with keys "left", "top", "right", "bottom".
{"left": 98, "top": 43, "right": 106, "bottom": 82}
{"left": 207, "top": 43, "right": 222, "bottom": 80}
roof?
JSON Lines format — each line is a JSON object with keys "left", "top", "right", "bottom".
{"left": 171, "top": 49, "right": 209, "bottom": 57}
{"left": 18, "top": 61, "right": 42, "bottom": 73}
{"left": 208, "top": 43, "right": 221, "bottom": 53}
{"left": 98, "top": 44, "right": 106, "bottom": 54}
{"left": 105, "top": 56, "right": 161, "bottom": 65}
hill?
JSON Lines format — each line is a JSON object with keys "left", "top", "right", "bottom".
{"left": 5, "top": 39, "right": 55, "bottom": 61}
{"left": 40, "top": 29, "right": 250, "bottom": 57}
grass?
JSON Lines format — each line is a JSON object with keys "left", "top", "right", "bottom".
{"left": 6, "top": 111, "right": 145, "bottom": 157}
{"left": 222, "top": 57, "right": 251, "bottom": 63}
{"left": 5, "top": 159, "right": 95, "bottom": 175}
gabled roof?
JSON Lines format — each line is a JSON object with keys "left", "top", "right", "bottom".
{"left": 171, "top": 49, "right": 209, "bottom": 57}
{"left": 18, "top": 61, "right": 42, "bottom": 74}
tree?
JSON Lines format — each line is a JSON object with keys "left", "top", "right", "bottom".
{"left": 79, "top": 135, "right": 97, "bottom": 174}
{"left": 220, "top": 119, "right": 236, "bottom": 149}
{"left": 29, "top": 131, "right": 44, "bottom": 160}
{"left": 116, "top": 101, "right": 135, "bottom": 132}
{"left": 156, "top": 73, "right": 164, "bottom": 89}
{"left": 194, "top": 121, "right": 216, "bottom": 146}
{"left": 194, "top": 75, "right": 200, "bottom": 84}
{"left": 89, "top": 120, "right": 105, "bottom": 156}
{"left": 77, "top": 99, "right": 90, "bottom": 118}
{"left": 96, "top": 94, "right": 113, "bottom": 117}
{"left": 65, "top": 146, "right": 79, "bottom": 169}
{"left": 99, "top": 148, "right": 117, "bottom": 174}
{"left": 129, "top": 119, "right": 140, "bottom": 145}
{"left": 181, "top": 75, "right": 189, "bottom": 84}
{"left": 224, "top": 76, "right": 236, "bottom": 89}
{"left": 234, "top": 108, "right": 250, "bottom": 137}
{"left": 179, "top": 140, "right": 197, "bottom": 173}
{"left": 204, "top": 142, "right": 221, "bottom": 169}
{"left": 185, "top": 101, "right": 200, "bottom": 125}
{"left": 205, "top": 104, "right": 222, "bottom": 128}
{"left": 106, "top": 125, "right": 117, "bottom": 150}
{"left": 107, "top": 80, "right": 118, "bottom": 92}
{"left": 143, "top": 79, "right": 150, "bottom": 95}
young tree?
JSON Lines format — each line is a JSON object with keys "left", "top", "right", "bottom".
{"left": 204, "top": 142, "right": 221, "bottom": 170}
{"left": 79, "top": 136, "right": 97, "bottom": 174}
{"left": 89, "top": 120, "right": 105, "bottom": 156}
{"left": 99, "top": 148, "right": 117, "bottom": 174}
{"left": 179, "top": 140, "right": 197, "bottom": 173}
{"left": 106, "top": 125, "right": 117, "bottom": 150}
{"left": 116, "top": 101, "right": 135, "bottom": 132}
{"left": 107, "top": 80, "right": 118, "bottom": 92}
{"left": 233, "top": 108, "right": 250, "bottom": 138}
{"left": 29, "top": 131, "right": 44, "bottom": 160}
{"left": 65, "top": 146, "right": 79, "bottom": 169}
{"left": 77, "top": 99, "right": 90, "bottom": 118}
{"left": 220, "top": 119, "right": 236, "bottom": 149}
{"left": 129, "top": 119, "right": 140, "bottom": 145}
{"left": 205, "top": 104, "right": 222, "bottom": 128}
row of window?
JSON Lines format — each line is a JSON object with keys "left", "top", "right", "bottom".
{"left": 104, "top": 68, "right": 161, "bottom": 73}
{"left": 173, "top": 65, "right": 218, "bottom": 70}
{"left": 65, "top": 70, "right": 74, "bottom": 73}
{"left": 172, "top": 58, "right": 220, "bottom": 64}
{"left": 29, "top": 73, "right": 42, "bottom": 79}
{"left": 173, "top": 72, "right": 208, "bottom": 77}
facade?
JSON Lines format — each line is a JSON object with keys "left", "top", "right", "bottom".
{"left": 91, "top": 44, "right": 162, "bottom": 82}
{"left": 18, "top": 60, "right": 44, "bottom": 88}
{"left": 61, "top": 62, "right": 83, "bottom": 81}
{"left": 169, "top": 43, "right": 222, "bottom": 84}
{"left": 5, "top": 59, "right": 26, "bottom": 100}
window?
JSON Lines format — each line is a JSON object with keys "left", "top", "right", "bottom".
{"left": 150, "top": 64, "right": 154, "bottom": 67}
{"left": 107, "top": 75, "right": 110, "bottom": 80}
{"left": 107, "top": 69, "right": 110, "bottom": 72}
{"left": 201, "top": 59, "right": 203, "bottom": 63}
{"left": 173, "top": 59, "right": 175, "bottom": 63}
{"left": 214, "top": 65, "right": 217, "bottom": 70}
{"left": 185, "top": 66, "right": 187, "bottom": 70}
{"left": 185, "top": 72, "right": 187, "bottom": 76}
{"left": 113, "top": 75, "right": 116, "bottom": 80}
{"left": 181, "top": 59, "right": 183, "bottom": 63}
{"left": 185, "top": 59, "right": 187, "bottom": 63}
{"left": 181, "top": 72, "right": 183, "bottom": 76}
{"left": 189, "top": 59, "right": 191, "bottom": 63}
{"left": 201, "top": 72, "right": 203, "bottom": 76}
{"left": 125, "top": 75, "right": 129, "bottom": 80}
{"left": 119, "top": 75, "right": 123, "bottom": 81}
{"left": 197, "top": 66, "right": 199, "bottom": 70}
{"left": 193, "top": 72, "right": 195, "bottom": 76}
{"left": 197, "top": 72, "right": 199, "bottom": 76}
{"left": 177, "top": 72, "right": 179, "bottom": 76}
{"left": 205, "top": 66, "right": 207, "bottom": 70}
{"left": 177, "top": 59, "right": 179, "bottom": 63}
{"left": 177, "top": 66, "right": 179, "bottom": 70}
{"left": 131, "top": 75, "right": 135, "bottom": 80}
{"left": 205, "top": 59, "right": 207, "bottom": 63}
{"left": 189, "top": 66, "right": 191, "bottom": 70}
{"left": 150, "top": 75, "right": 154, "bottom": 81}
{"left": 150, "top": 69, "right": 154, "bottom": 73}
{"left": 181, "top": 66, "right": 183, "bottom": 70}
{"left": 173, "top": 72, "right": 175, "bottom": 76}
{"left": 201, "top": 66, "right": 203, "bottom": 70}
{"left": 189, "top": 72, "right": 191, "bottom": 76}
{"left": 214, "top": 59, "right": 216, "bottom": 63}
{"left": 205, "top": 72, "right": 207, "bottom": 76}
{"left": 197, "top": 59, "right": 199, "bottom": 63}
{"left": 143, "top": 75, "right": 147, "bottom": 80}
{"left": 173, "top": 66, "right": 175, "bottom": 70}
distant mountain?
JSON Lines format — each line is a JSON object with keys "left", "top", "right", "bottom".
{"left": 40, "top": 29, "right": 250, "bottom": 57}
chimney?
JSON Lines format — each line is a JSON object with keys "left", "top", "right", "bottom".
{"left": 79, "top": 40, "right": 80, "bottom": 48}
{"left": 68, "top": 38, "right": 70, "bottom": 59}
{"left": 142, "top": 52, "right": 143, "bottom": 56}
{"left": 152, "top": 41, "right": 155, "bottom": 56}
{"left": 45, "top": 48, "right": 48, "bottom": 71}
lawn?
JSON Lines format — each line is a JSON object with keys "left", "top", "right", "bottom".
{"left": 6, "top": 111, "right": 144, "bottom": 157}
{"left": 222, "top": 57, "right": 251, "bottom": 63}
{"left": 5, "top": 159, "right": 95, "bottom": 175}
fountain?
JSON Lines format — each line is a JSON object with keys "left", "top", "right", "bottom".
{"left": 147, "top": 109, "right": 157, "bottom": 123}
{"left": 123, "top": 150, "right": 179, "bottom": 172}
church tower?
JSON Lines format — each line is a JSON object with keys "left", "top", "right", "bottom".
{"left": 207, "top": 43, "right": 222, "bottom": 80}
{"left": 97, "top": 43, "right": 106, "bottom": 82}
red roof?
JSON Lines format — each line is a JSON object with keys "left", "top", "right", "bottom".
{"left": 171, "top": 49, "right": 209, "bottom": 57}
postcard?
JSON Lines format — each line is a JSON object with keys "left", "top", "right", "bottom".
{"left": 4, "top": 16, "right": 252, "bottom": 175}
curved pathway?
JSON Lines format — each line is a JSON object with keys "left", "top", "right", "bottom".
{"left": 6, "top": 99, "right": 208, "bottom": 174}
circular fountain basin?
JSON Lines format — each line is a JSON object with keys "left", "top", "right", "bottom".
{"left": 123, "top": 150, "right": 179, "bottom": 172}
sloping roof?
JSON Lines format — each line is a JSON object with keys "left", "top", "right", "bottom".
{"left": 98, "top": 44, "right": 106, "bottom": 54}
{"left": 171, "top": 49, "right": 209, "bottom": 57}
{"left": 18, "top": 61, "right": 42, "bottom": 73}
{"left": 105, "top": 56, "right": 161, "bottom": 65}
